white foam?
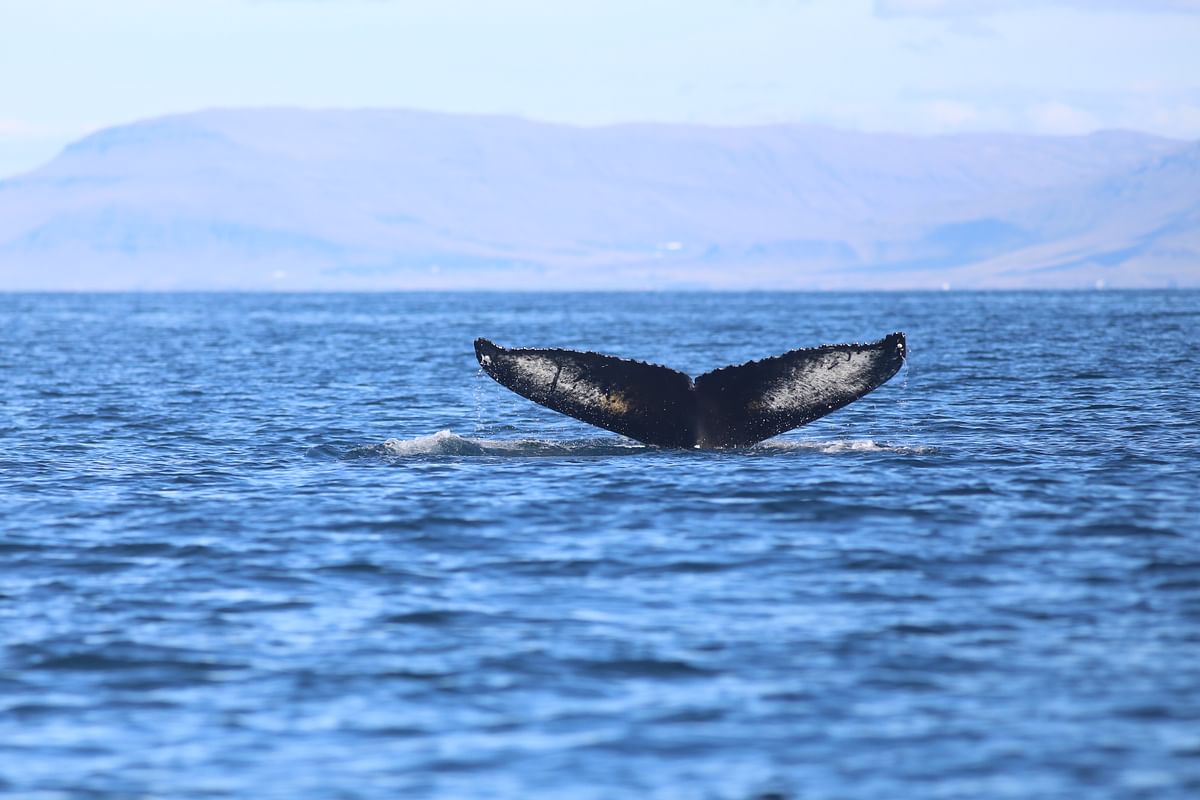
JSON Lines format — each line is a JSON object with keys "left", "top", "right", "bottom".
{"left": 338, "top": 431, "right": 933, "bottom": 459}
{"left": 353, "top": 430, "right": 649, "bottom": 458}
{"left": 377, "top": 430, "right": 490, "bottom": 456}
{"left": 756, "top": 438, "right": 935, "bottom": 455}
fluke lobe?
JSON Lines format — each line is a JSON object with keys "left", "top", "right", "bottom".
{"left": 474, "top": 333, "right": 906, "bottom": 449}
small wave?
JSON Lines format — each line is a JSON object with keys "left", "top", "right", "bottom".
{"left": 333, "top": 430, "right": 651, "bottom": 459}
{"left": 313, "top": 431, "right": 934, "bottom": 460}
{"left": 755, "top": 439, "right": 935, "bottom": 455}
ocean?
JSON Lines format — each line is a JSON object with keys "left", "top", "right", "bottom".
{"left": 2, "top": 290, "right": 1198, "bottom": 798}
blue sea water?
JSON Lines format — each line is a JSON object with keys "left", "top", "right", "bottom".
{"left": 1, "top": 290, "right": 1198, "bottom": 799}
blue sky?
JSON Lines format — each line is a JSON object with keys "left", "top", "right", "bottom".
{"left": 1, "top": 0, "right": 1198, "bottom": 177}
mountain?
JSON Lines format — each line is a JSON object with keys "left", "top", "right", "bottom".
{"left": 0, "top": 108, "right": 1195, "bottom": 289}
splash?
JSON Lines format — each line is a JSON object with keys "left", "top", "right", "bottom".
{"left": 314, "top": 430, "right": 934, "bottom": 459}
{"left": 337, "top": 430, "right": 650, "bottom": 459}
{"left": 754, "top": 438, "right": 935, "bottom": 455}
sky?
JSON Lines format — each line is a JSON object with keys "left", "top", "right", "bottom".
{"left": 1, "top": 0, "right": 1198, "bottom": 177}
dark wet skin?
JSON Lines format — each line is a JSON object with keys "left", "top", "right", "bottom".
{"left": 475, "top": 333, "right": 906, "bottom": 449}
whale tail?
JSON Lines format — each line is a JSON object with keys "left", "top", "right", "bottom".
{"left": 474, "top": 333, "right": 906, "bottom": 449}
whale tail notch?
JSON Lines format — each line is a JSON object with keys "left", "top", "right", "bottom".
{"left": 474, "top": 333, "right": 906, "bottom": 449}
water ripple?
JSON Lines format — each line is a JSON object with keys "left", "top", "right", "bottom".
{"left": 1, "top": 291, "right": 1198, "bottom": 799}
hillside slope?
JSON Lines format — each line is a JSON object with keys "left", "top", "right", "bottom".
{"left": 0, "top": 108, "right": 1194, "bottom": 289}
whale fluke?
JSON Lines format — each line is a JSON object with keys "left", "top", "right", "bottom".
{"left": 474, "top": 333, "right": 906, "bottom": 449}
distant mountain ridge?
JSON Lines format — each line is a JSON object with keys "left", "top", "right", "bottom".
{"left": 0, "top": 108, "right": 1195, "bottom": 289}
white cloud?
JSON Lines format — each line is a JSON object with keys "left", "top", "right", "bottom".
{"left": 876, "top": 0, "right": 1200, "bottom": 16}
{"left": 0, "top": 120, "right": 41, "bottom": 137}
{"left": 0, "top": 119, "right": 98, "bottom": 140}
{"left": 945, "top": 17, "right": 999, "bottom": 36}
{"left": 0, "top": 119, "right": 101, "bottom": 178}
{"left": 1134, "top": 102, "right": 1200, "bottom": 138}
{"left": 926, "top": 99, "right": 981, "bottom": 127}
{"left": 1026, "top": 101, "right": 1101, "bottom": 134}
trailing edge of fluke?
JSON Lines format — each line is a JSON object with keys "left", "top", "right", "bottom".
{"left": 474, "top": 333, "right": 906, "bottom": 449}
